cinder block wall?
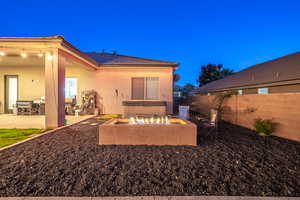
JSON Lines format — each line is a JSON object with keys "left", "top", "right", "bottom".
{"left": 192, "top": 93, "right": 300, "bottom": 142}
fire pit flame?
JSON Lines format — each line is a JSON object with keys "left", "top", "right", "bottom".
{"left": 129, "top": 116, "right": 170, "bottom": 125}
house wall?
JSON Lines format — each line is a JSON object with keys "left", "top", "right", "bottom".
{"left": 65, "top": 62, "right": 97, "bottom": 103}
{"left": 209, "top": 83, "right": 300, "bottom": 95}
{"left": 95, "top": 67, "right": 174, "bottom": 115}
{"left": 269, "top": 84, "right": 300, "bottom": 93}
{"left": 240, "top": 84, "right": 300, "bottom": 94}
{"left": 123, "top": 105, "right": 166, "bottom": 117}
{"left": 0, "top": 59, "right": 45, "bottom": 113}
{"left": 0, "top": 59, "right": 174, "bottom": 115}
{"left": 192, "top": 93, "right": 300, "bottom": 142}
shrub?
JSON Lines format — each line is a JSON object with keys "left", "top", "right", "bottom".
{"left": 254, "top": 118, "right": 275, "bottom": 136}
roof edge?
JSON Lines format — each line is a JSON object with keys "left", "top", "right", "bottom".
{"left": 0, "top": 35, "right": 64, "bottom": 42}
{"left": 99, "top": 63, "right": 180, "bottom": 67}
{"left": 0, "top": 36, "right": 180, "bottom": 68}
{"left": 86, "top": 52, "right": 180, "bottom": 67}
{"left": 0, "top": 35, "right": 99, "bottom": 68}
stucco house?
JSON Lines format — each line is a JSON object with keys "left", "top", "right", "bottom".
{"left": 195, "top": 52, "right": 300, "bottom": 141}
{"left": 197, "top": 52, "right": 300, "bottom": 95}
{"left": 0, "top": 35, "right": 179, "bottom": 129}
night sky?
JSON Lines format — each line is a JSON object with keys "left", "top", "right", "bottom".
{"left": 1, "top": 0, "right": 300, "bottom": 85}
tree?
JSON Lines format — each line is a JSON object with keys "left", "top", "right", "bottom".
{"left": 197, "top": 64, "right": 234, "bottom": 87}
{"left": 173, "top": 74, "right": 180, "bottom": 82}
{"left": 181, "top": 83, "right": 195, "bottom": 97}
{"left": 174, "top": 83, "right": 195, "bottom": 97}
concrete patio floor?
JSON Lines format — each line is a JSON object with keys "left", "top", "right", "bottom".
{"left": 0, "top": 114, "right": 94, "bottom": 129}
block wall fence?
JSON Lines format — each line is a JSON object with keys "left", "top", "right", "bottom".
{"left": 192, "top": 93, "right": 300, "bottom": 142}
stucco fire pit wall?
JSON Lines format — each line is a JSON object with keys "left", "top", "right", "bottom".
{"left": 122, "top": 101, "right": 167, "bottom": 117}
{"left": 99, "top": 118, "right": 197, "bottom": 146}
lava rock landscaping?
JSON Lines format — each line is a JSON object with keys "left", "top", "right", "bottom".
{"left": 0, "top": 118, "right": 299, "bottom": 197}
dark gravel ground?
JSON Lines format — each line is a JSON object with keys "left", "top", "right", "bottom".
{"left": 0, "top": 117, "right": 299, "bottom": 197}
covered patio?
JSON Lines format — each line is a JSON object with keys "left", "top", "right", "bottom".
{"left": 0, "top": 36, "right": 99, "bottom": 129}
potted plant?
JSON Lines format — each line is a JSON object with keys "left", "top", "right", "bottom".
{"left": 254, "top": 118, "right": 275, "bottom": 136}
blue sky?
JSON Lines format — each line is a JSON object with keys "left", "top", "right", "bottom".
{"left": 1, "top": 0, "right": 300, "bottom": 85}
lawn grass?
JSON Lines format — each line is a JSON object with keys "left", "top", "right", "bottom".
{"left": 95, "top": 114, "right": 122, "bottom": 120}
{"left": 0, "top": 129, "right": 45, "bottom": 148}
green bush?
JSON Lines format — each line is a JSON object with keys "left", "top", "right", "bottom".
{"left": 254, "top": 118, "right": 275, "bottom": 136}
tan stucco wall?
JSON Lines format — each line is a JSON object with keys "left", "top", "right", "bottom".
{"left": 238, "top": 84, "right": 300, "bottom": 94}
{"left": 210, "top": 83, "right": 300, "bottom": 95}
{"left": 123, "top": 105, "right": 166, "bottom": 117}
{"left": 0, "top": 58, "right": 174, "bottom": 115}
{"left": 192, "top": 93, "right": 300, "bottom": 142}
{"left": 0, "top": 57, "right": 45, "bottom": 113}
{"left": 99, "top": 118, "right": 197, "bottom": 145}
{"left": 65, "top": 61, "right": 97, "bottom": 103}
{"left": 269, "top": 84, "right": 300, "bottom": 93}
{"left": 94, "top": 67, "right": 174, "bottom": 115}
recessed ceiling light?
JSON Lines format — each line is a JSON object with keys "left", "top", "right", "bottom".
{"left": 21, "top": 52, "right": 27, "bottom": 58}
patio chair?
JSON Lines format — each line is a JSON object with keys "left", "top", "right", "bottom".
{"left": 65, "top": 96, "right": 77, "bottom": 115}
{"left": 200, "top": 109, "right": 219, "bottom": 139}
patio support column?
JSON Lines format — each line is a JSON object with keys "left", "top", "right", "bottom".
{"left": 45, "top": 49, "right": 65, "bottom": 129}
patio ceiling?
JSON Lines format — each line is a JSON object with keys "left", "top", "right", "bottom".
{"left": 0, "top": 54, "right": 43, "bottom": 66}
{"left": 0, "top": 50, "right": 95, "bottom": 71}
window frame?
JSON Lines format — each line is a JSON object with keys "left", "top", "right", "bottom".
{"left": 65, "top": 77, "right": 78, "bottom": 99}
{"left": 131, "top": 77, "right": 160, "bottom": 100}
{"left": 257, "top": 87, "right": 269, "bottom": 94}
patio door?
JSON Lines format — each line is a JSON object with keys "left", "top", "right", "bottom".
{"left": 4, "top": 75, "right": 18, "bottom": 113}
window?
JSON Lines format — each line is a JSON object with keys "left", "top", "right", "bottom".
{"left": 145, "top": 77, "right": 159, "bottom": 100}
{"left": 258, "top": 88, "right": 269, "bottom": 94}
{"left": 132, "top": 77, "right": 159, "bottom": 100}
{"left": 238, "top": 89, "right": 243, "bottom": 95}
{"left": 173, "top": 91, "right": 182, "bottom": 97}
{"left": 65, "top": 78, "right": 78, "bottom": 98}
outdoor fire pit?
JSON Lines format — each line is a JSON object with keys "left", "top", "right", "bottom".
{"left": 99, "top": 116, "right": 197, "bottom": 146}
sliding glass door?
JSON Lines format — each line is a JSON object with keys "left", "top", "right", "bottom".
{"left": 5, "top": 75, "right": 18, "bottom": 113}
